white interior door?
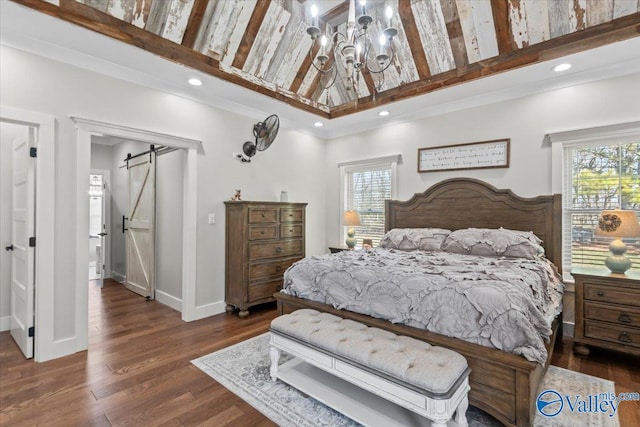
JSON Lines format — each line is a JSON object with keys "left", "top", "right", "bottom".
{"left": 9, "top": 132, "right": 35, "bottom": 359}
{"left": 125, "top": 155, "right": 156, "bottom": 299}
{"left": 89, "top": 173, "right": 106, "bottom": 287}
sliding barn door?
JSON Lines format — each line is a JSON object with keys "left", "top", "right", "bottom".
{"left": 125, "top": 156, "right": 156, "bottom": 299}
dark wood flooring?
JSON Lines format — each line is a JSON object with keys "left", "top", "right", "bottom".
{"left": 1, "top": 279, "right": 638, "bottom": 426}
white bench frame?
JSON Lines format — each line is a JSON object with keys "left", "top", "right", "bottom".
{"left": 270, "top": 332, "right": 470, "bottom": 427}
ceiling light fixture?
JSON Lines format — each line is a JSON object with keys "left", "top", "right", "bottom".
{"left": 553, "top": 63, "right": 572, "bottom": 72}
{"left": 379, "top": 110, "right": 389, "bottom": 116}
{"left": 188, "top": 77, "right": 203, "bottom": 86}
{"left": 314, "top": 121, "right": 324, "bottom": 127}
{"left": 306, "top": 0, "right": 399, "bottom": 104}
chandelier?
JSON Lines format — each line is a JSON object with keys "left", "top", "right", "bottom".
{"left": 305, "top": 0, "right": 398, "bottom": 99}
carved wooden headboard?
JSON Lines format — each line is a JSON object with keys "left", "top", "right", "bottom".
{"left": 385, "top": 178, "right": 562, "bottom": 271}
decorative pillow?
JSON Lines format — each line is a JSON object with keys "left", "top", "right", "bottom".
{"left": 441, "top": 228, "right": 544, "bottom": 259}
{"left": 379, "top": 228, "right": 451, "bottom": 251}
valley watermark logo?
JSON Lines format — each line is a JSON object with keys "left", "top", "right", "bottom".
{"left": 537, "top": 389, "right": 640, "bottom": 418}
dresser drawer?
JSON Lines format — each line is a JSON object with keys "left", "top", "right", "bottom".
{"left": 584, "top": 321, "right": 640, "bottom": 348}
{"left": 585, "top": 301, "right": 640, "bottom": 328}
{"left": 249, "top": 258, "right": 300, "bottom": 281}
{"left": 248, "top": 279, "right": 282, "bottom": 300}
{"left": 280, "top": 224, "right": 303, "bottom": 238}
{"left": 249, "top": 208, "right": 278, "bottom": 223}
{"left": 584, "top": 283, "right": 640, "bottom": 306}
{"left": 280, "top": 208, "right": 303, "bottom": 223}
{"left": 249, "top": 225, "right": 278, "bottom": 240}
{"left": 249, "top": 240, "right": 303, "bottom": 260}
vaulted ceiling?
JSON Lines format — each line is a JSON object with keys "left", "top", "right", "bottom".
{"left": 11, "top": 0, "right": 640, "bottom": 119}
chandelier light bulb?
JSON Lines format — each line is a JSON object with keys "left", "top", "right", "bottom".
{"left": 385, "top": 5, "right": 393, "bottom": 27}
{"left": 359, "top": 0, "right": 366, "bottom": 15}
{"left": 310, "top": 4, "right": 318, "bottom": 27}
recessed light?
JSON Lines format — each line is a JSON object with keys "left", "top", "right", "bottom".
{"left": 188, "top": 77, "right": 203, "bottom": 86}
{"left": 379, "top": 110, "right": 390, "bottom": 116}
{"left": 314, "top": 122, "right": 323, "bottom": 127}
{"left": 553, "top": 63, "right": 571, "bottom": 72}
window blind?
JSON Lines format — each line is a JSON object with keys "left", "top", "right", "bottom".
{"left": 563, "top": 142, "right": 640, "bottom": 274}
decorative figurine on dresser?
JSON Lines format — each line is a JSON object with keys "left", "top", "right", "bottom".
{"left": 573, "top": 268, "right": 640, "bottom": 357}
{"left": 224, "top": 200, "right": 307, "bottom": 317}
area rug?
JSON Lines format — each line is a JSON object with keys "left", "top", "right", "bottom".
{"left": 192, "top": 334, "right": 620, "bottom": 427}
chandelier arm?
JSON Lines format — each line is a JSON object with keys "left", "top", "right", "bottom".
{"left": 365, "top": 44, "right": 396, "bottom": 74}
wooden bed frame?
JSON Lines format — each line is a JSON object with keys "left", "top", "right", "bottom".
{"left": 275, "top": 178, "right": 563, "bottom": 427}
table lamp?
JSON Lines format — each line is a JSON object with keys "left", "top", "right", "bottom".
{"left": 595, "top": 210, "right": 640, "bottom": 274}
{"left": 343, "top": 210, "right": 361, "bottom": 250}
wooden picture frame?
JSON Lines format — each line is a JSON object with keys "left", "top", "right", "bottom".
{"left": 417, "top": 139, "right": 510, "bottom": 172}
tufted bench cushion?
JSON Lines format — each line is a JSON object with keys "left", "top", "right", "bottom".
{"left": 270, "top": 308, "right": 468, "bottom": 396}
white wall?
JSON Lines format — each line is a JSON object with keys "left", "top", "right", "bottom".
{"left": 156, "top": 149, "right": 184, "bottom": 301}
{"left": 324, "top": 72, "right": 640, "bottom": 247}
{"left": 0, "top": 46, "right": 327, "bottom": 348}
{"left": 90, "top": 143, "right": 113, "bottom": 171}
{"left": 0, "top": 122, "right": 29, "bottom": 331}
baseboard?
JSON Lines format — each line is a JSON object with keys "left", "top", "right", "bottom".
{"left": 0, "top": 315, "right": 11, "bottom": 332}
{"left": 155, "top": 289, "right": 182, "bottom": 312}
{"left": 184, "top": 300, "right": 226, "bottom": 322}
{"left": 111, "top": 271, "right": 125, "bottom": 283}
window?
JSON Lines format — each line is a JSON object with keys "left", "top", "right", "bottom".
{"left": 563, "top": 140, "right": 640, "bottom": 270}
{"left": 339, "top": 155, "right": 400, "bottom": 247}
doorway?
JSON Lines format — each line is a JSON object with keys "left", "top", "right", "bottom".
{"left": 72, "top": 116, "right": 201, "bottom": 357}
{"left": 0, "top": 106, "right": 55, "bottom": 362}
{"left": 88, "top": 171, "right": 110, "bottom": 286}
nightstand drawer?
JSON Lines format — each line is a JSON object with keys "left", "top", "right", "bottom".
{"left": 584, "top": 321, "right": 640, "bottom": 348}
{"left": 585, "top": 301, "right": 640, "bottom": 328}
{"left": 584, "top": 283, "right": 640, "bottom": 305}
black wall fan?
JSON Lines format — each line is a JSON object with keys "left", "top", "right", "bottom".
{"left": 240, "top": 114, "right": 279, "bottom": 162}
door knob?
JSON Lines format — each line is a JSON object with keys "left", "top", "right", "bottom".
{"left": 5, "top": 244, "right": 14, "bottom": 251}
{"left": 98, "top": 232, "right": 108, "bottom": 236}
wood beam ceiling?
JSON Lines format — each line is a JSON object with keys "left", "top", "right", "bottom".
{"left": 181, "top": 0, "right": 210, "bottom": 49}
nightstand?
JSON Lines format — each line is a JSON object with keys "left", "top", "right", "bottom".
{"left": 328, "top": 246, "right": 350, "bottom": 253}
{"left": 573, "top": 268, "right": 640, "bottom": 357}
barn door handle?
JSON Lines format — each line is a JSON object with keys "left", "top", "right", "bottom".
{"left": 5, "top": 244, "right": 14, "bottom": 251}
{"left": 122, "top": 216, "right": 129, "bottom": 233}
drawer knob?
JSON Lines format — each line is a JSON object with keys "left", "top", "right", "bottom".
{"left": 618, "top": 332, "right": 632, "bottom": 343}
{"left": 261, "top": 231, "right": 264, "bottom": 235}
{"left": 261, "top": 213, "right": 265, "bottom": 218}
{"left": 618, "top": 312, "right": 632, "bottom": 324}
{"left": 289, "top": 214, "right": 293, "bottom": 217}
{"left": 289, "top": 229, "right": 293, "bottom": 232}
{"left": 597, "top": 290, "right": 604, "bottom": 297}
{"left": 276, "top": 266, "right": 282, "bottom": 272}
{"left": 275, "top": 247, "right": 282, "bottom": 253}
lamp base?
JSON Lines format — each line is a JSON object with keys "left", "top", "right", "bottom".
{"left": 345, "top": 227, "right": 356, "bottom": 250}
{"left": 605, "top": 238, "right": 631, "bottom": 274}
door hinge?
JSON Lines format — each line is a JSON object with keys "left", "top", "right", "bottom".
{"left": 29, "top": 237, "right": 36, "bottom": 247}
{"left": 28, "top": 327, "right": 35, "bottom": 337}
{"left": 30, "top": 147, "right": 37, "bottom": 158}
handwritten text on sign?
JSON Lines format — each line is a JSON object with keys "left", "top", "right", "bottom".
{"left": 418, "top": 139, "right": 510, "bottom": 172}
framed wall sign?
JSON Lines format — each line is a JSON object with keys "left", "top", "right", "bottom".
{"left": 418, "top": 139, "right": 510, "bottom": 173}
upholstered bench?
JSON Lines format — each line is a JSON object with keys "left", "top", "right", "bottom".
{"left": 269, "top": 309, "right": 470, "bottom": 427}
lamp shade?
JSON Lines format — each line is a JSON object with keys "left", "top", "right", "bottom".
{"left": 343, "top": 210, "right": 361, "bottom": 227}
{"left": 595, "top": 210, "right": 640, "bottom": 238}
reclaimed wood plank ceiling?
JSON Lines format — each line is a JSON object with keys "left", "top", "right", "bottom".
{"left": 14, "top": 0, "right": 640, "bottom": 119}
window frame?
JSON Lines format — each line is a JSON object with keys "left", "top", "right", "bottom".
{"left": 549, "top": 121, "right": 640, "bottom": 279}
{"left": 338, "top": 154, "right": 401, "bottom": 246}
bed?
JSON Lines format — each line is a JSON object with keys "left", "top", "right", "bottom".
{"left": 274, "top": 178, "right": 563, "bottom": 427}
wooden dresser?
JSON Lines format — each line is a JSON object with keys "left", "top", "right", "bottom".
{"left": 573, "top": 268, "right": 640, "bottom": 357}
{"left": 224, "top": 201, "right": 307, "bottom": 317}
